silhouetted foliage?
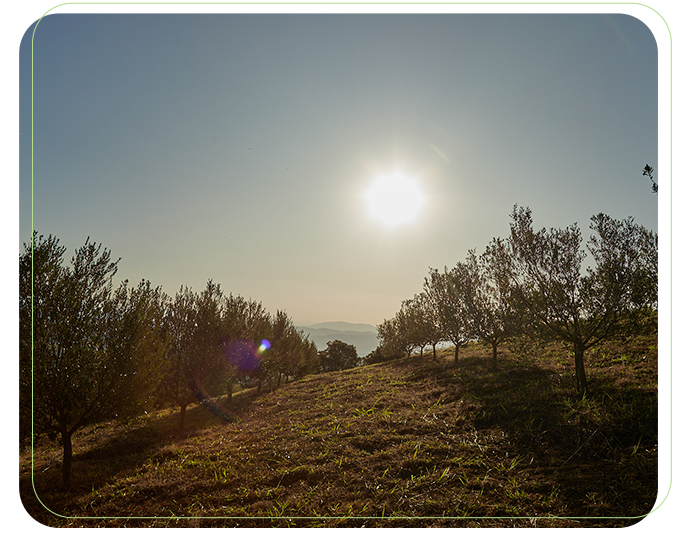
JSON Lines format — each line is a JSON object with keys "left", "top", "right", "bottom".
{"left": 157, "top": 281, "right": 225, "bottom": 431}
{"left": 291, "top": 334, "right": 320, "bottom": 380}
{"left": 642, "top": 164, "right": 657, "bottom": 193}
{"left": 219, "top": 294, "right": 272, "bottom": 400}
{"left": 505, "top": 205, "right": 657, "bottom": 395}
{"left": 20, "top": 232, "right": 323, "bottom": 487}
{"left": 376, "top": 293, "right": 444, "bottom": 361}
{"left": 268, "top": 310, "right": 305, "bottom": 389}
{"left": 453, "top": 248, "right": 519, "bottom": 368}
{"left": 19, "top": 232, "right": 162, "bottom": 487}
{"left": 377, "top": 205, "right": 657, "bottom": 395}
{"left": 407, "top": 293, "right": 443, "bottom": 359}
{"left": 376, "top": 316, "right": 411, "bottom": 359}
{"left": 362, "top": 346, "right": 390, "bottom": 365}
{"left": 105, "top": 278, "right": 169, "bottom": 416}
{"left": 424, "top": 266, "right": 474, "bottom": 362}
{"left": 318, "top": 340, "right": 359, "bottom": 372}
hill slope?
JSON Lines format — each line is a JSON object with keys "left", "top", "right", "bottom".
{"left": 20, "top": 337, "right": 657, "bottom": 527}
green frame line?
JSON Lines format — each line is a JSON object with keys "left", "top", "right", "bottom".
{"left": 30, "top": 1, "right": 672, "bottom": 521}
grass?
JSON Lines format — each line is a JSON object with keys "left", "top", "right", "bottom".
{"left": 20, "top": 335, "right": 658, "bottom": 527}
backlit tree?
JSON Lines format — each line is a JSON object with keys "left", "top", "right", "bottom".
{"left": 506, "top": 205, "right": 657, "bottom": 394}
{"left": 19, "top": 233, "right": 153, "bottom": 488}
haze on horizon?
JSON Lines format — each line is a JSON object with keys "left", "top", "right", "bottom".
{"left": 19, "top": 13, "right": 659, "bottom": 327}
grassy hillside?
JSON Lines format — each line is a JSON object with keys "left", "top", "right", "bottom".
{"left": 20, "top": 335, "right": 658, "bottom": 528}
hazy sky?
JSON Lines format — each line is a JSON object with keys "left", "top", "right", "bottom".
{"left": 19, "top": 12, "right": 659, "bottom": 326}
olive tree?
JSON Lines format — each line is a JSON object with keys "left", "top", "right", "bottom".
{"left": 377, "top": 295, "right": 440, "bottom": 360}
{"left": 104, "top": 278, "right": 169, "bottom": 417}
{"left": 376, "top": 316, "right": 410, "bottom": 359}
{"left": 453, "top": 248, "right": 518, "bottom": 368}
{"left": 506, "top": 206, "right": 657, "bottom": 395}
{"left": 292, "top": 334, "right": 320, "bottom": 379}
{"left": 424, "top": 266, "right": 474, "bottom": 363}
{"left": 158, "top": 280, "right": 225, "bottom": 431}
{"left": 19, "top": 233, "right": 157, "bottom": 488}
{"left": 407, "top": 293, "right": 444, "bottom": 360}
{"left": 318, "top": 339, "right": 359, "bottom": 372}
{"left": 220, "top": 294, "right": 271, "bottom": 401}
{"left": 267, "top": 310, "right": 303, "bottom": 390}
{"left": 278, "top": 328, "right": 320, "bottom": 383}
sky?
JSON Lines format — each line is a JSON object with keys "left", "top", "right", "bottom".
{"left": 19, "top": 10, "right": 660, "bottom": 327}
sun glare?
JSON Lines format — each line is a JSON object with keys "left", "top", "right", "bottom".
{"left": 365, "top": 172, "right": 425, "bottom": 228}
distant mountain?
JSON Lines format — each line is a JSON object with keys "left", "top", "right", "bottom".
{"left": 306, "top": 321, "right": 378, "bottom": 333}
{"left": 297, "top": 321, "right": 379, "bottom": 357}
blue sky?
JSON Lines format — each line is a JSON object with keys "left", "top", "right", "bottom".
{"left": 19, "top": 12, "right": 659, "bottom": 326}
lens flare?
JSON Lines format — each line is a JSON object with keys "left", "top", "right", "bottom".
{"left": 227, "top": 339, "right": 260, "bottom": 371}
{"left": 259, "top": 339, "right": 271, "bottom": 352}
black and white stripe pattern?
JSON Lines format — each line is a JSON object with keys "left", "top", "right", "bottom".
{"left": 3, "top": 15, "right": 659, "bottom": 539}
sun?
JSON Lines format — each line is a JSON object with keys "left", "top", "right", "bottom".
{"left": 365, "top": 172, "right": 425, "bottom": 228}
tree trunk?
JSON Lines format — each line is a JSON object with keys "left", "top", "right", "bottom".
{"left": 179, "top": 403, "right": 187, "bottom": 432}
{"left": 61, "top": 429, "right": 73, "bottom": 489}
{"left": 432, "top": 344, "right": 436, "bottom": 361}
{"left": 454, "top": 345, "right": 460, "bottom": 363}
{"left": 277, "top": 370, "right": 282, "bottom": 388}
{"left": 574, "top": 342, "right": 588, "bottom": 395}
{"left": 491, "top": 342, "right": 498, "bottom": 370}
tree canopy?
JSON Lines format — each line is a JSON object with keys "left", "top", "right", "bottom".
{"left": 375, "top": 205, "right": 657, "bottom": 396}
{"left": 19, "top": 233, "right": 153, "bottom": 487}
{"left": 318, "top": 340, "right": 359, "bottom": 373}
{"left": 504, "top": 206, "right": 657, "bottom": 394}
{"left": 20, "top": 232, "right": 319, "bottom": 486}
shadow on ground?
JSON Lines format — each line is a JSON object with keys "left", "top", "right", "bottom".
{"left": 438, "top": 352, "right": 658, "bottom": 522}
{"left": 20, "top": 387, "right": 264, "bottom": 523}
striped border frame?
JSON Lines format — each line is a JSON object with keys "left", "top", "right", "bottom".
{"left": 3, "top": 19, "right": 645, "bottom": 539}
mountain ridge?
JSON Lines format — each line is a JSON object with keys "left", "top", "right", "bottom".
{"left": 302, "top": 321, "right": 377, "bottom": 333}
{"left": 297, "top": 321, "right": 378, "bottom": 356}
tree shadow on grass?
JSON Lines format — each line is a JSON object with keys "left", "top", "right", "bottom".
{"left": 450, "top": 352, "right": 657, "bottom": 522}
{"left": 20, "top": 387, "right": 264, "bottom": 525}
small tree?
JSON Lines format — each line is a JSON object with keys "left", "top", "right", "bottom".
{"left": 103, "top": 279, "right": 169, "bottom": 418}
{"left": 319, "top": 340, "right": 359, "bottom": 372}
{"left": 506, "top": 205, "right": 657, "bottom": 395}
{"left": 290, "top": 334, "right": 320, "bottom": 380}
{"left": 159, "top": 281, "right": 225, "bottom": 431}
{"left": 270, "top": 310, "right": 301, "bottom": 388}
{"left": 390, "top": 297, "right": 429, "bottom": 359}
{"left": 220, "top": 294, "right": 271, "bottom": 401}
{"left": 407, "top": 293, "right": 443, "bottom": 360}
{"left": 19, "top": 233, "right": 150, "bottom": 488}
{"left": 376, "top": 316, "right": 410, "bottom": 359}
{"left": 453, "top": 249, "right": 517, "bottom": 368}
{"left": 424, "top": 267, "right": 474, "bottom": 362}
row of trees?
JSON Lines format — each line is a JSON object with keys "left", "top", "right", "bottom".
{"left": 377, "top": 206, "right": 658, "bottom": 395}
{"left": 19, "top": 232, "right": 323, "bottom": 487}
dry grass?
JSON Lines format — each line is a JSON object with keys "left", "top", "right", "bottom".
{"left": 20, "top": 335, "right": 658, "bottom": 527}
